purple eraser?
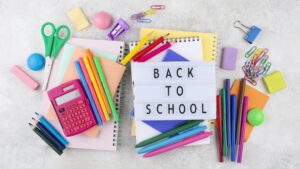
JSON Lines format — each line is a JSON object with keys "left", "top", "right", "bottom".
{"left": 221, "top": 47, "right": 238, "bottom": 70}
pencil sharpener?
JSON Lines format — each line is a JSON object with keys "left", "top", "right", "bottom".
{"left": 107, "top": 19, "right": 130, "bottom": 40}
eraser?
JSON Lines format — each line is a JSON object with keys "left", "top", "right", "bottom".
{"left": 221, "top": 47, "right": 238, "bottom": 70}
{"left": 263, "top": 71, "right": 287, "bottom": 94}
{"left": 10, "top": 65, "right": 39, "bottom": 90}
{"left": 67, "top": 7, "right": 90, "bottom": 31}
{"left": 93, "top": 11, "right": 113, "bottom": 29}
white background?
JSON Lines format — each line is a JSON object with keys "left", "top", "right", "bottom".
{"left": 0, "top": 0, "right": 300, "bottom": 169}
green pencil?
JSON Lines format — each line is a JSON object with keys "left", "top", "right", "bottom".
{"left": 93, "top": 56, "right": 119, "bottom": 122}
{"left": 135, "top": 120, "right": 203, "bottom": 148}
{"left": 29, "top": 123, "right": 62, "bottom": 155}
{"left": 221, "top": 88, "right": 228, "bottom": 156}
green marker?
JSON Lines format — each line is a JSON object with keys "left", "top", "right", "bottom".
{"left": 135, "top": 120, "right": 204, "bottom": 148}
{"left": 93, "top": 57, "right": 119, "bottom": 122}
{"left": 221, "top": 88, "right": 228, "bottom": 156}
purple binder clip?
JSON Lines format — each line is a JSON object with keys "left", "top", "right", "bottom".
{"left": 107, "top": 19, "right": 130, "bottom": 40}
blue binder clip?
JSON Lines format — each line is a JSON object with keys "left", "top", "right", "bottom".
{"left": 234, "top": 20, "right": 261, "bottom": 44}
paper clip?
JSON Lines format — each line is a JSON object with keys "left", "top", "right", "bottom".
{"left": 130, "top": 13, "right": 145, "bottom": 20}
{"left": 254, "top": 48, "right": 268, "bottom": 64}
{"left": 256, "top": 67, "right": 265, "bottom": 77}
{"left": 245, "top": 46, "right": 257, "bottom": 58}
{"left": 151, "top": 5, "right": 166, "bottom": 10}
{"left": 263, "top": 62, "right": 272, "bottom": 75}
{"left": 259, "top": 55, "right": 269, "bottom": 67}
{"left": 244, "top": 74, "right": 257, "bottom": 86}
{"left": 244, "top": 60, "right": 252, "bottom": 69}
{"left": 144, "top": 9, "right": 157, "bottom": 16}
{"left": 137, "top": 18, "right": 152, "bottom": 23}
{"left": 234, "top": 20, "right": 261, "bottom": 44}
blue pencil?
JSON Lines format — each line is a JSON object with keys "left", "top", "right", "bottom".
{"left": 225, "top": 79, "right": 231, "bottom": 155}
{"left": 33, "top": 118, "right": 65, "bottom": 151}
{"left": 74, "top": 61, "right": 103, "bottom": 125}
{"left": 35, "top": 112, "right": 68, "bottom": 146}
{"left": 231, "top": 95, "right": 237, "bottom": 161}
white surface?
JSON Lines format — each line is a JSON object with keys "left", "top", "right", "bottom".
{"left": 1, "top": 0, "right": 300, "bottom": 169}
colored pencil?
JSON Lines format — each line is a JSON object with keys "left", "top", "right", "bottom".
{"left": 83, "top": 56, "right": 110, "bottom": 121}
{"left": 137, "top": 41, "right": 174, "bottom": 62}
{"left": 236, "top": 78, "right": 246, "bottom": 145}
{"left": 79, "top": 58, "right": 106, "bottom": 122}
{"left": 74, "top": 61, "right": 103, "bottom": 125}
{"left": 132, "top": 33, "right": 169, "bottom": 61}
{"left": 29, "top": 123, "right": 62, "bottom": 155}
{"left": 121, "top": 31, "right": 153, "bottom": 65}
{"left": 237, "top": 96, "right": 248, "bottom": 163}
{"left": 87, "top": 50, "right": 111, "bottom": 114}
{"left": 221, "top": 88, "right": 228, "bottom": 156}
{"left": 35, "top": 112, "right": 68, "bottom": 146}
{"left": 230, "top": 95, "right": 237, "bottom": 161}
{"left": 143, "top": 131, "right": 212, "bottom": 158}
{"left": 32, "top": 118, "right": 65, "bottom": 151}
{"left": 217, "top": 95, "right": 223, "bottom": 162}
{"left": 135, "top": 120, "right": 203, "bottom": 148}
{"left": 225, "top": 79, "right": 231, "bottom": 154}
{"left": 94, "top": 56, "right": 119, "bottom": 122}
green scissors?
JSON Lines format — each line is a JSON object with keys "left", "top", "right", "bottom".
{"left": 41, "top": 22, "right": 70, "bottom": 90}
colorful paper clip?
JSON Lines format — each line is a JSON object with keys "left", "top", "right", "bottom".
{"left": 137, "top": 18, "right": 152, "bottom": 23}
{"left": 151, "top": 5, "right": 166, "bottom": 10}
{"left": 245, "top": 46, "right": 257, "bottom": 58}
{"left": 130, "top": 13, "right": 145, "bottom": 20}
{"left": 234, "top": 20, "right": 261, "bottom": 44}
{"left": 107, "top": 19, "right": 130, "bottom": 41}
{"left": 263, "top": 62, "right": 272, "bottom": 75}
{"left": 259, "top": 55, "right": 269, "bottom": 67}
{"left": 144, "top": 9, "right": 157, "bottom": 15}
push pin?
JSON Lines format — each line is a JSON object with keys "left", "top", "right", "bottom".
{"left": 234, "top": 20, "right": 261, "bottom": 44}
{"left": 107, "top": 19, "right": 130, "bottom": 40}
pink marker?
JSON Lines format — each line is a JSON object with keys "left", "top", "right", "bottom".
{"left": 137, "top": 41, "right": 174, "bottom": 62}
{"left": 143, "top": 131, "right": 213, "bottom": 158}
{"left": 237, "top": 96, "right": 249, "bottom": 163}
{"left": 10, "top": 65, "right": 39, "bottom": 90}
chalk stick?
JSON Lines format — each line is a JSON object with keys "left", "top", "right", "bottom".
{"left": 10, "top": 65, "right": 39, "bottom": 90}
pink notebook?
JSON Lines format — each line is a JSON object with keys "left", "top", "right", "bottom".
{"left": 40, "top": 38, "right": 125, "bottom": 150}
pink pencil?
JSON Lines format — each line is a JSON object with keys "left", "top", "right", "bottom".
{"left": 237, "top": 96, "right": 248, "bottom": 163}
{"left": 143, "top": 131, "right": 213, "bottom": 158}
{"left": 79, "top": 58, "right": 106, "bottom": 122}
{"left": 137, "top": 41, "right": 174, "bottom": 62}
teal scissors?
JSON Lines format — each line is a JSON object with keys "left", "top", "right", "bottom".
{"left": 41, "top": 22, "right": 70, "bottom": 90}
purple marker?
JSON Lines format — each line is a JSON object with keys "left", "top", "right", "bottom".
{"left": 237, "top": 96, "right": 249, "bottom": 163}
{"left": 225, "top": 79, "right": 231, "bottom": 154}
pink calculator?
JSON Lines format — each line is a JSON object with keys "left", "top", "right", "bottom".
{"left": 47, "top": 79, "right": 96, "bottom": 137}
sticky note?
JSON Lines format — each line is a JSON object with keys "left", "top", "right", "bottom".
{"left": 221, "top": 47, "right": 238, "bottom": 70}
{"left": 67, "top": 7, "right": 90, "bottom": 31}
{"left": 10, "top": 65, "right": 39, "bottom": 90}
{"left": 263, "top": 71, "right": 287, "bottom": 94}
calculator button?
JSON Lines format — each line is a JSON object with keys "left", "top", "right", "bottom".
{"left": 81, "top": 108, "right": 87, "bottom": 112}
{"left": 73, "top": 107, "right": 79, "bottom": 111}
{"left": 78, "top": 100, "right": 84, "bottom": 104}
{"left": 59, "top": 108, "right": 65, "bottom": 113}
{"left": 71, "top": 104, "right": 76, "bottom": 108}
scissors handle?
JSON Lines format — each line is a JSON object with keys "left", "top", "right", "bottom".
{"left": 41, "top": 22, "right": 56, "bottom": 57}
{"left": 51, "top": 25, "right": 71, "bottom": 58}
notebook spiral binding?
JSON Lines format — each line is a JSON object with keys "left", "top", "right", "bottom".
{"left": 129, "top": 36, "right": 201, "bottom": 47}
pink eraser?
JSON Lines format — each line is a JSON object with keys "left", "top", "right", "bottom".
{"left": 93, "top": 11, "right": 113, "bottom": 29}
{"left": 10, "top": 65, "right": 39, "bottom": 90}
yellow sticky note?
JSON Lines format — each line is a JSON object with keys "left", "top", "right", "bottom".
{"left": 263, "top": 71, "right": 287, "bottom": 94}
{"left": 67, "top": 7, "right": 90, "bottom": 31}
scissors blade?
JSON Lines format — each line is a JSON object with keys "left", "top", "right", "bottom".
{"left": 43, "top": 57, "right": 54, "bottom": 91}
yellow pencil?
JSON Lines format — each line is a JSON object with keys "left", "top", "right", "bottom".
{"left": 83, "top": 56, "right": 110, "bottom": 121}
{"left": 120, "top": 31, "right": 154, "bottom": 65}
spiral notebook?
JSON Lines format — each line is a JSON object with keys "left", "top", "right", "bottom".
{"left": 40, "top": 38, "right": 125, "bottom": 151}
{"left": 130, "top": 36, "right": 214, "bottom": 145}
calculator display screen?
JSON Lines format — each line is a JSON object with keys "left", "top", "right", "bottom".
{"left": 55, "top": 90, "right": 81, "bottom": 105}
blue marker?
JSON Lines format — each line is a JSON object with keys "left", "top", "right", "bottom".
{"left": 74, "top": 61, "right": 102, "bottom": 125}
{"left": 231, "top": 95, "right": 237, "bottom": 161}
{"left": 138, "top": 126, "right": 207, "bottom": 154}
{"left": 225, "top": 79, "right": 231, "bottom": 154}
{"left": 35, "top": 112, "right": 68, "bottom": 146}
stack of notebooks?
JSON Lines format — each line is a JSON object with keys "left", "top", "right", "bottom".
{"left": 130, "top": 28, "right": 218, "bottom": 146}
